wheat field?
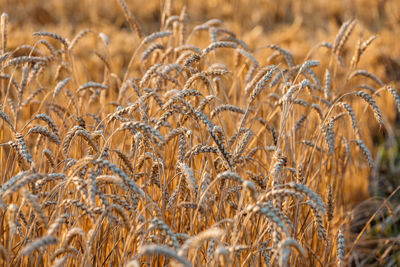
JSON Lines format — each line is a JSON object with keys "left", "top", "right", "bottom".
{"left": 0, "top": 0, "right": 400, "bottom": 266}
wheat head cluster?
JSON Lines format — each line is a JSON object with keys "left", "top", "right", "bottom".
{"left": 0, "top": 0, "right": 399, "bottom": 266}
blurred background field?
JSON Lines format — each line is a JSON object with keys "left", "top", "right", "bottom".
{"left": 3, "top": 0, "right": 400, "bottom": 81}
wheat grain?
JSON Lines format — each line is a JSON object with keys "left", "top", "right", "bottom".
{"left": 46, "top": 214, "right": 69, "bottom": 237}
{"left": 141, "top": 43, "right": 165, "bottom": 61}
{"left": 1, "top": 13, "right": 8, "bottom": 53}
{"left": 21, "top": 236, "right": 59, "bottom": 255}
{"left": 93, "top": 159, "right": 144, "bottom": 198}
{"left": 355, "top": 91, "right": 383, "bottom": 126}
{"left": 143, "top": 31, "right": 172, "bottom": 45}
{"left": 6, "top": 56, "right": 46, "bottom": 67}
{"left": 165, "top": 15, "right": 179, "bottom": 28}
{"left": 327, "top": 185, "right": 334, "bottom": 222}
{"left": 203, "top": 41, "right": 237, "bottom": 55}
{"left": 333, "top": 20, "right": 356, "bottom": 57}
{"left": 36, "top": 39, "right": 57, "bottom": 56}
{"left": 384, "top": 85, "right": 400, "bottom": 113}
{"left": 349, "top": 70, "right": 384, "bottom": 86}
{"left": 352, "top": 139, "right": 375, "bottom": 169}
{"left": 33, "top": 31, "right": 69, "bottom": 48}
{"left": 68, "top": 29, "right": 92, "bottom": 51}
{"left": 265, "top": 44, "right": 294, "bottom": 67}
{"left": 351, "top": 35, "right": 377, "bottom": 67}
{"left": 339, "top": 102, "right": 360, "bottom": 137}
{"left": 249, "top": 66, "right": 279, "bottom": 103}
{"left": 26, "top": 126, "right": 61, "bottom": 145}
{"left": 337, "top": 231, "right": 344, "bottom": 267}
{"left": 138, "top": 245, "right": 191, "bottom": 267}
{"left": 77, "top": 81, "right": 109, "bottom": 94}
{"left": 211, "top": 104, "right": 245, "bottom": 119}
{"left": 178, "top": 228, "right": 224, "bottom": 258}
{"left": 248, "top": 204, "right": 289, "bottom": 236}
{"left": 274, "top": 238, "right": 305, "bottom": 267}
{"left": 117, "top": 0, "right": 142, "bottom": 38}
{"left": 0, "top": 108, "right": 15, "bottom": 132}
